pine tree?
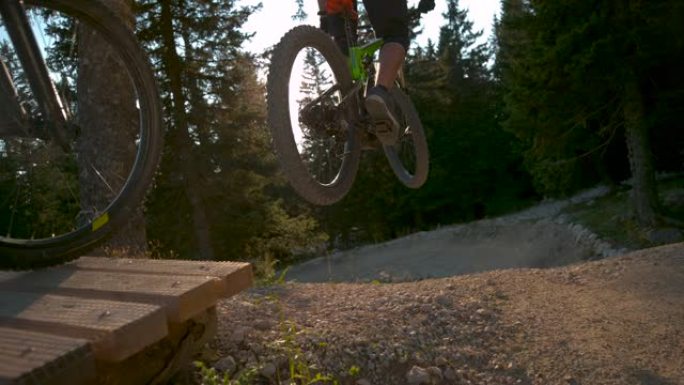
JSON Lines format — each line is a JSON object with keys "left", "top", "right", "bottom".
{"left": 136, "top": 0, "right": 253, "bottom": 259}
{"left": 137, "top": 0, "right": 325, "bottom": 262}
{"left": 498, "top": 0, "right": 684, "bottom": 226}
{"left": 293, "top": 0, "right": 308, "bottom": 21}
{"left": 408, "top": 0, "right": 527, "bottom": 223}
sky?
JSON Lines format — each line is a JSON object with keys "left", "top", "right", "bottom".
{"left": 238, "top": 0, "right": 501, "bottom": 54}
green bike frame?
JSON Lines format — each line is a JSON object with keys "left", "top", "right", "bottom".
{"left": 348, "top": 38, "right": 384, "bottom": 81}
{"left": 347, "top": 37, "right": 407, "bottom": 89}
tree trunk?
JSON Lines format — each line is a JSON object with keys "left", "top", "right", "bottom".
{"left": 78, "top": 0, "right": 147, "bottom": 256}
{"left": 159, "top": 1, "right": 215, "bottom": 259}
{"left": 623, "top": 77, "right": 659, "bottom": 227}
{"left": 181, "top": 30, "right": 211, "bottom": 148}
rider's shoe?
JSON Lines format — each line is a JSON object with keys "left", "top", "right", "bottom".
{"left": 364, "top": 85, "right": 399, "bottom": 132}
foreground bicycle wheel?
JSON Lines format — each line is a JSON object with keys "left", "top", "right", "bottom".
{"left": 382, "top": 86, "right": 429, "bottom": 188}
{"left": 267, "top": 25, "right": 361, "bottom": 206}
{"left": 0, "top": 0, "right": 163, "bottom": 269}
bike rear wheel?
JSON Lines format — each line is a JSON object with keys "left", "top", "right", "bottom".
{"left": 267, "top": 25, "right": 361, "bottom": 206}
{"left": 0, "top": 0, "right": 163, "bottom": 269}
{"left": 382, "top": 86, "right": 429, "bottom": 188}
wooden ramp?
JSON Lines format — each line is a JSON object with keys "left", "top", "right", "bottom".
{"left": 0, "top": 257, "right": 252, "bottom": 385}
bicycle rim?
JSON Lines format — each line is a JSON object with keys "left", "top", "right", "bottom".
{"left": 267, "top": 26, "right": 360, "bottom": 206}
{"left": 382, "top": 86, "right": 429, "bottom": 189}
{"left": 0, "top": 0, "right": 162, "bottom": 268}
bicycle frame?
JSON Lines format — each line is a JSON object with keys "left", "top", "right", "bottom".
{"left": 0, "top": 0, "right": 70, "bottom": 146}
{"left": 344, "top": 11, "right": 409, "bottom": 87}
{"left": 300, "top": 13, "right": 409, "bottom": 129}
{"left": 348, "top": 38, "right": 383, "bottom": 81}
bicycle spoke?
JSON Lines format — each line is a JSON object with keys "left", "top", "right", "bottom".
{"left": 288, "top": 46, "right": 349, "bottom": 186}
{"left": 0, "top": 3, "right": 145, "bottom": 241}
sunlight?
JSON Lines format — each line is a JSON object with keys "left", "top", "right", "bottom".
{"left": 288, "top": 47, "right": 338, "bottom": 151}
{"left": 239, "top": 0, "right": 500, "bottom": 54}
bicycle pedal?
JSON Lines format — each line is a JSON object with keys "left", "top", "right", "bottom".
{"left": 373, "top": 121, "right": 393, "bottom": 134}
{"left": 372, "top": 120, "right": 401, "bottom": 146}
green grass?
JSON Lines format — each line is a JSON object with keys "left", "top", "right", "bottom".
{"left": 563, "top": 189, "right": 647, "bottom": 249}
{"left": 192, "top": 288, "right": 350, "bottom": 385}
{"left": 562, "top": 177, "right": 684, "bottom": 250}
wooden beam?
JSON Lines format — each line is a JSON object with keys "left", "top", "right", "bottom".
{"left": 0, "top": 326, "right": 95, "bottom": 385}
{"left": 0, "top": 292, "right": 166, "bottom": 362}
{"left": 0, "top": 269, "right": 219, "bottom": 323}
{"left": 72, "top": 257, "right": 253, "bottom": 297}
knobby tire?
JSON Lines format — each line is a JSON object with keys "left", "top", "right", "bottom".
{"left": 267, "top": 25, "right": 361, "bottom": 206}
{"left": 383, "top": 86, "right": 429, "bottom": 188}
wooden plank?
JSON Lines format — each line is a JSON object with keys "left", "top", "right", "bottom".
{"left": 0, "top": 326, "right": 95, "bottom": 385}
{"left": 72, "top": 257, "right": 253, "bottom": 297}
{"left": 0, "top": 292, "right": 167, "bottom": 362}
{"left": 0, "top": 269, "right": 219, "bottom": 323}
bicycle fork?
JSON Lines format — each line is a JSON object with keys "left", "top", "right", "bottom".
{"left": 0, "top": 0, "right": 71, "bottom": 149}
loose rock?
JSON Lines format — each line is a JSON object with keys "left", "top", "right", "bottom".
{"left": 260, "top": 362, "right": 276, "bottom": 378}
{"left": 407, "top": 366, "right": 430, "bottom": 385}
{"left": 427, "top": 366, "right": 443, "bottom": 380}
{"left": 213, "top": 356, "right": 236, "bottom": 375}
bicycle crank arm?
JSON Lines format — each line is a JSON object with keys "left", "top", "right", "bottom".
{"left": 340, "top": 81, "right": 364, "bottom": 106}
{"left": 299, "top": 82, "right": 342, "bottom": 116}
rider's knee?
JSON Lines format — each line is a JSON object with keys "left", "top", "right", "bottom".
{"left": 382, "top": 35, "right": 410, "bottom": 52}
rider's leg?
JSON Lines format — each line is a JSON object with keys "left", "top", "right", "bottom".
{"left": 376, "top": 42, "right": 406, "bottom": 89}
{"left": 364, "top": 0, "right": 409, "bottom": 87}
{"left": 319, "top": 0, "right": 358, "bottom": 56}
{"left": 363, "top": 0, "right": 409, "bottom": 128}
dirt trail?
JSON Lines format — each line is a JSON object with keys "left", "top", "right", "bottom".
{"left": 496, "top": 244, "right": 684, "bottom": 384}
{"left": 211, "top": 186, "right": 683, "bottom": 384}
{"left": 285, "top": 221, "right": 597, "bottom": 282}
{"left": 285, "top": 186, "right": 617, "bottom": 283}
{"left": 215, "top": 243, "right": 684, "bottom": 385}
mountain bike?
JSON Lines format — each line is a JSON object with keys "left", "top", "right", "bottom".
{"left": 0, "top": 0, "right": 163, "bottom": 269}
{"left": 267, "top": 12, "right": 429, "bottom": 206}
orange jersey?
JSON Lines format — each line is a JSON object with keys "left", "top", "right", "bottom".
{"left": 326, "top": 0, "right": 357, "bottom": 18}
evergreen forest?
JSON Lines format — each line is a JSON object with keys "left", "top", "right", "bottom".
{"left": 3, "top": 0, "right": 683, "bottom": 271}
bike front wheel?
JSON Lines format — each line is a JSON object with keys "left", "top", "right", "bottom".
{"left": 382, "top": 86, "right": 429, "bottom": 188}
{"left": 0, "top": 0, "right": 163, "bottom": 268}
{"left": 267, "top": 25, "right": 361, "bottom": 206}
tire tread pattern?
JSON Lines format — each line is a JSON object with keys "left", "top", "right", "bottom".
{"left": 383, "top": 86, "right": 429, "bottom": 188}
{"left": 267, "top": 25, "right": 361, "bottom": 206}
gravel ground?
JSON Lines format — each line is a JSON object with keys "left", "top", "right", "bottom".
{"left": 211, "top": 244, "right": 684, "bottom": 385}
{"left": 202, "top": 187, "right": 683, "bottom": 384}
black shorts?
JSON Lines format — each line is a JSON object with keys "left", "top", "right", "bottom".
{"left": 323, "top": 0, "right": 409, "bottom": 52}
{"left": 362, "top": 0, "right": 409, "bottom": 50}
